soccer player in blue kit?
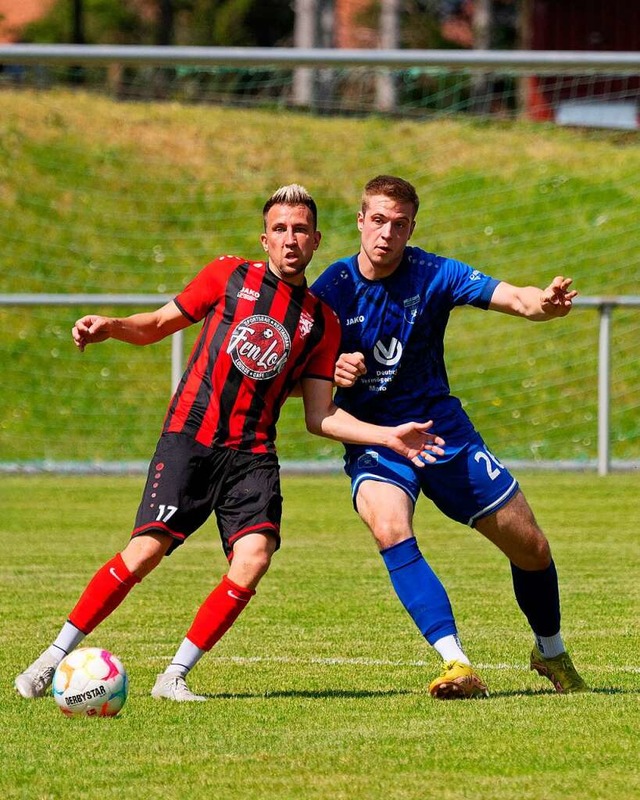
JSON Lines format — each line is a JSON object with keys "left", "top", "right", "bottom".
{"left": 311, "top": 175, "right": 587, "bottom": 698}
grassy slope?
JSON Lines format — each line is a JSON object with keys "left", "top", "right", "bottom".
{"left": 1, "top": 89, "right": 639, "bottom": 463}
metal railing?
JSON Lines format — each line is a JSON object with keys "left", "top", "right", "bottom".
{"left": 2, "top": 44, "right": 639, "bottom": 115}
{"left": 1, "top": 44, "right": 639, "bottom": 72}
{"left": 1, "top": 293, "right": 638, "bottom": 475}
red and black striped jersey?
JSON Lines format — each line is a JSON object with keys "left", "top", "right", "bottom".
{"left": 164, "top": 255, "right": 341, "bottom": 454}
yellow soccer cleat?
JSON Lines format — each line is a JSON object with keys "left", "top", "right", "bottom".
{"left": 428, "top": 660, "right": 489, "bottom": 699}
{"left": 530, "top": 645, "right": 588, "bottom": 694}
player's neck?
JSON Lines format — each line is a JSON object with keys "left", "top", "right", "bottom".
{"left": 357, "top": 252, "right": 401, "bottom": 281}
{"left": 267, "top": 261, "right": 306, "bottom": 286}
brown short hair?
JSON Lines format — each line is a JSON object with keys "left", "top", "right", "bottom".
{"left": 361, "top": 175, "right": 419, "bottom": 217}
{"left": 262, "top": 184, "right": 318, "bottom": 230}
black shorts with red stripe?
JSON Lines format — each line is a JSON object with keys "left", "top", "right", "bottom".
{"left": 132, "top": 432, "right": 282, "bottom": 558}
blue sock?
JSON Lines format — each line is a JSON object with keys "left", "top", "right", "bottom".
{"left": 510, "top": 559, "right": 561, "bottom": 637}
{"left": 380, "top": 537, "right": 457, "bottom": 645}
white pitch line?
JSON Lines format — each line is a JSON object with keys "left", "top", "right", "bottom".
{"left": 147, "top": 653, "right": 640, "bottom": 673}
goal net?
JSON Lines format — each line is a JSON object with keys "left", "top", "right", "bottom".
{"left": 1, "top": 50, "right": 638, "bottom": 472}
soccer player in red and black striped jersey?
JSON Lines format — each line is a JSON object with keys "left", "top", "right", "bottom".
{"left": 15, "top": 184, "right": 445, "bottom": 703}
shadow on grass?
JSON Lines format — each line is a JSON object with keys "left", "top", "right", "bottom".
{"left": 199, "top": 688, "right": 416, "bottom": 700}
{"left": 473, "top": 686, "right": 634, "bottom": 698}
{"left": 138, "top": 686, "right": 636, "bottom": 701}
{"left": 180, "top": 686, "right": 636, "bottom": 701}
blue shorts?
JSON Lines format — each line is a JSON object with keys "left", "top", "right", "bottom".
{"left": 344, "top": 433, "right": 519, "bottom": 527}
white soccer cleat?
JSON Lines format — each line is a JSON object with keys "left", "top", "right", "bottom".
{"left": 15, "top": 652, "right": 59, "bottom": 699}
{"left": 151, "top": 673, "right": 207, "bottom": 702}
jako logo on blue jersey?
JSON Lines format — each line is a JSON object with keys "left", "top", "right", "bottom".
{"left": 346, "top": 315, "right": 365, "bottom": 326}
{"left": 374, "top": 338, "right": 403, "bottom": 366}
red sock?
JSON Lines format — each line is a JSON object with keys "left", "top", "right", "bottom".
{"left": 186, "top": 575, "right": 256, "bottom": 652}
{"left": 68, "top": 553, "right": 141, "bottom": 634}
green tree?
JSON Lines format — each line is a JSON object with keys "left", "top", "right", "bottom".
{"left": 178, "top": 0, "right": 293, "bottom": 46}
{"left": 24, "top": 0, "right": 293, "bottom": 47}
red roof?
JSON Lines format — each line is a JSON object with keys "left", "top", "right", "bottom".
{"left": 0, "top": 0, "right": 57, "bottom": 44}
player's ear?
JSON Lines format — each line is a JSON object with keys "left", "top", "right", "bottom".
{"left": 408, "top": 219, "right": 416, "bottom": 239}
{"left": 260, "top": 233, "right": 268, "bottom": 252}
{"left": 313, "top": 230, "right": 321, "bottom": 250}
{"left": 357, "top": 211, "right": 365, "bottom": 231}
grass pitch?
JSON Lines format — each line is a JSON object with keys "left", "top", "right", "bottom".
{"left": 2, "top": 472, "right": 639, "bottom": 799}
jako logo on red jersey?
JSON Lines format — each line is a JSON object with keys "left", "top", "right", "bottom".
{"left": 236, "top": 287, "right": 261, "bottom": 302}
{"left": 227, "top": 315, "right": 291, "bottom": 380}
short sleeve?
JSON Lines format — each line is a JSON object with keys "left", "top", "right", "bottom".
{"left": 174, "top": 256, "right": 240, "bottom": 323}
{"left": 442, "top": 258, "right": 500, "bottom": 309}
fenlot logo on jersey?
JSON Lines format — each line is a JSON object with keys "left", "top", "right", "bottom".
{"left": 227, "top": 315, "right": 291, "bottom": 379}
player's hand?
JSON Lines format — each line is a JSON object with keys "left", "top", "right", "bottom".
{"left": 72, "top": 314, "right": 112, "bottom": 352}
{"left": 540, "top": 276, "right": 577, "bottom": 318}
{"left": 387, "top": 420, "right": 445, "bottom": 468}
{"left": 334, "top": 351, "right": 367, "bottom": 388}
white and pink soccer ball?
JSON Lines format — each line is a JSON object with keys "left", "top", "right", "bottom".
{"left": 52, "top": 647, "right": 128, "bottom": 717}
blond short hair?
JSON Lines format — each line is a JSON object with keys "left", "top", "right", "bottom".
{"left": 262, "top": 184, "right": 318, "bottom": 229}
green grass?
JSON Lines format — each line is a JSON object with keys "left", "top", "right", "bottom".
{"left": 2, "top": 472, "right": 638, "bottom": 799}
{"left": 1, "top": 88, "right": 639, "bottom": 465}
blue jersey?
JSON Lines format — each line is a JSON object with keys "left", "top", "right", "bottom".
{"left": 311, "top": 246, "right": 500, "bottom": 447}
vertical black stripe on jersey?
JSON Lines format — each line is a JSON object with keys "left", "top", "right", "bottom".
{"left": 287, "top": 295, "right": 329, "bottom": 378}
{"left": 163, "top": 309, "right": 214, "bottom": 434}
{"left": 171, "top": 262, "right": 249, "bottom": 439}
{"left": 212, "top": 266, "right": 275, "bottom": 446}
{"left": 273, "top": 293, "right": 329, "bottom": 408}
{"left": 274, "top": 295, "right": 329, "bottom": 407}
{"left": 238, "top": 284, "right": 307, "bottom": 449}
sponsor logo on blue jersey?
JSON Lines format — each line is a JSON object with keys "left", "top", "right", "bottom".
{"left": 373, "top": 338, "right": 403, "bottom": 366}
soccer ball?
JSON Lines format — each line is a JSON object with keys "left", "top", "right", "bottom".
{"left": 52, "top": 647, "right": 128, "bottom": 717}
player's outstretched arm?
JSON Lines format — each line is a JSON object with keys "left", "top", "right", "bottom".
{"left": 489, "top": 276, "right": 577, "bottom": 321}
{"left": 301, "top": 378, "right": 444, "bottom": 467}
{"left": 72, "top": 301, "right": 190, "bottom": 352}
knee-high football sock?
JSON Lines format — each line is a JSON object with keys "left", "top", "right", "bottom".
{"left": 381, "top": 537, "right": 457, "bottom": 645}
{"left": 510, "top": 559, "right": 561, "bottom": 639}
{"left": 68, "top": 553, "right": 141, "bottom": 634}
{"left": 185, "top": 575, "right": 255, "bottom": 652}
